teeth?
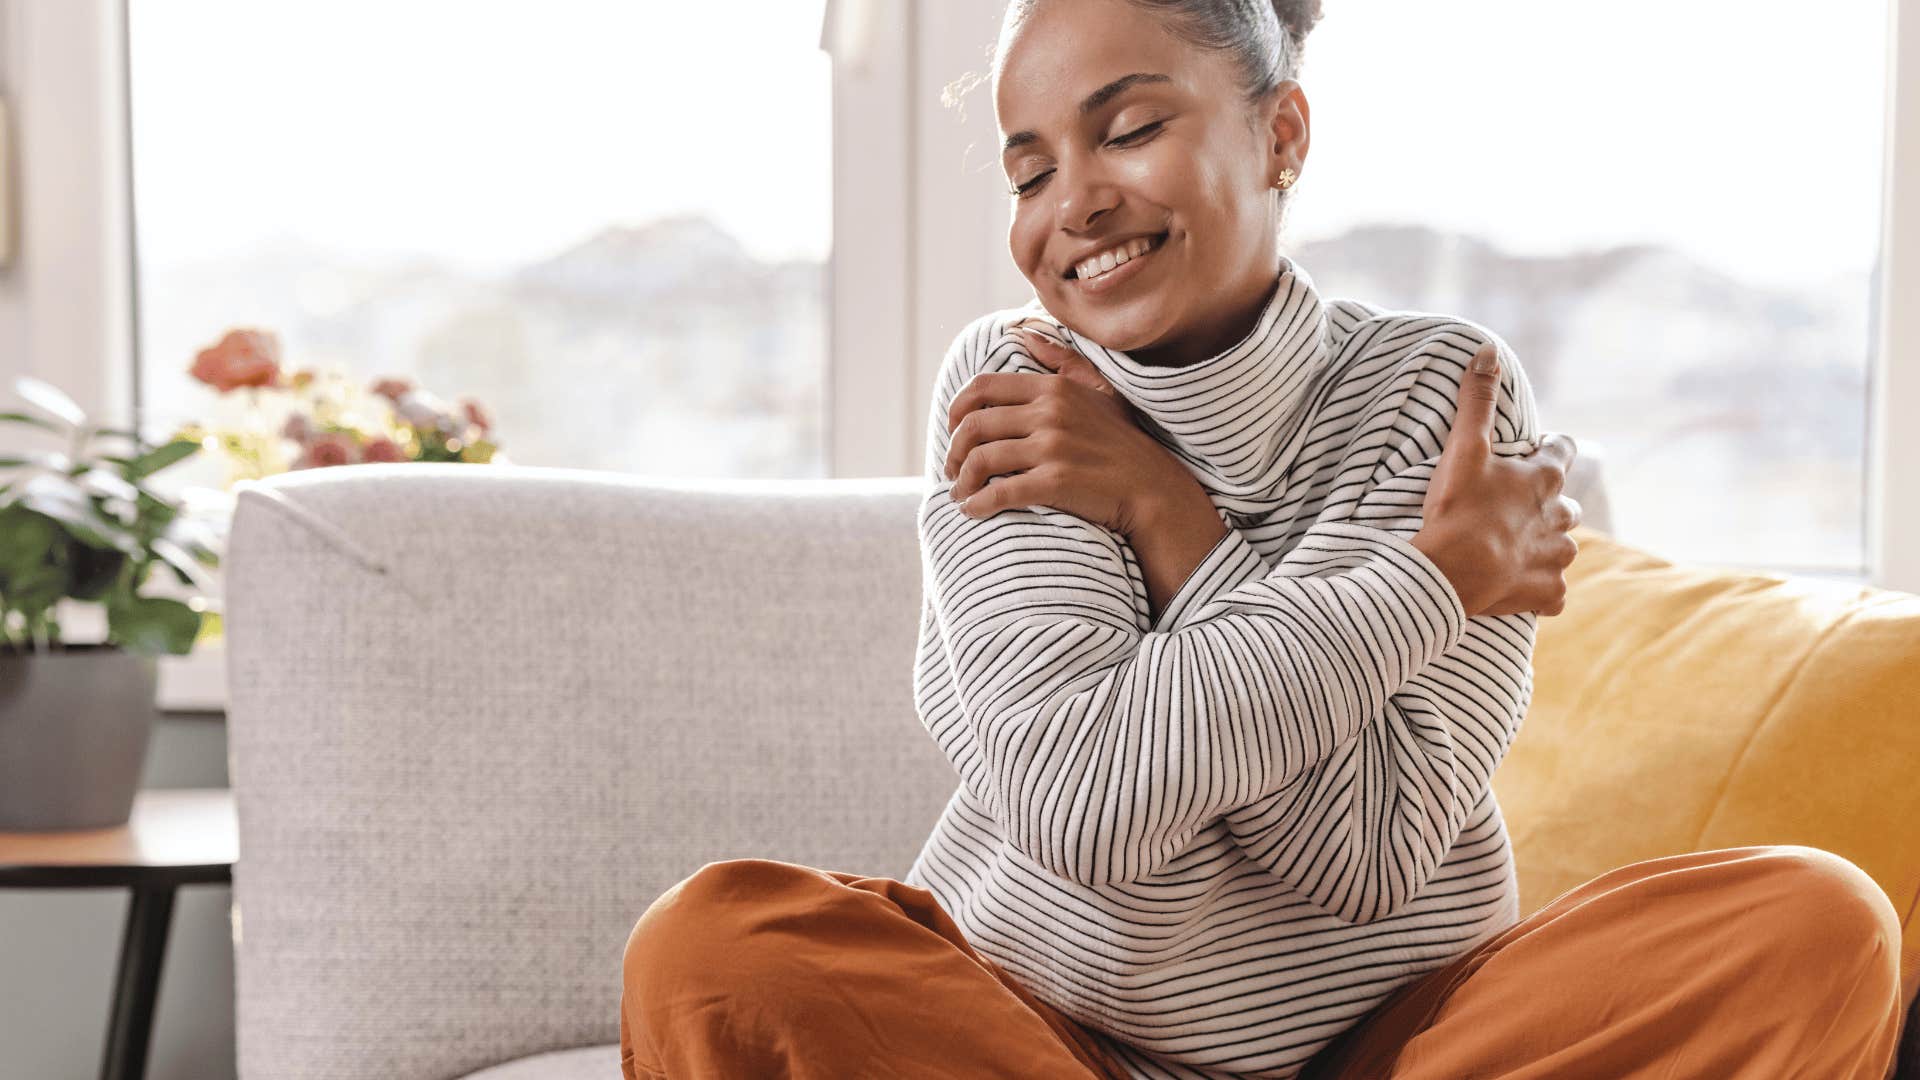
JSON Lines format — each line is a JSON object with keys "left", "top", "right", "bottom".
{"left": 1074, "top": 235, "right": 1157, "bottom": 281}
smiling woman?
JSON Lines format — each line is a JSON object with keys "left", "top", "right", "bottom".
{"left": 616, "top": 2, "right": 1907, "bottom": 1077}
{"left": 996, "top": 1, "right": 1309, "bottom": 364}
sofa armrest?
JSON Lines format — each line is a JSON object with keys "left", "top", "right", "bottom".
{"left": 225, "top": 466, "right": 957, "bottom": 1079}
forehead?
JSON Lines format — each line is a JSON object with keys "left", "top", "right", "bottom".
{"left": 993, "top": 0, "right": 1228, "bottom": 134}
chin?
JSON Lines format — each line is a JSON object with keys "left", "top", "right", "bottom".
{"left": 1041, "top": 288, "right": 1177, "bottom": 353}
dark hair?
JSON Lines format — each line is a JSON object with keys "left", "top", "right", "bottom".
{"left": 999, "top": 0, "right": 1324, "bottom": 101}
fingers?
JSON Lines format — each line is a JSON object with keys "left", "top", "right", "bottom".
{"left": 954, "top": 466, "right": 1051, "bottom": 519}
{"left": 1443, "top": 344, "right": 1502, "bottom": 459}
{"left": 1554, "top": 494, "right": 1583, "bottom": 532}
{"left": 947, "top": 372, "right": 1053, "bottom": 436}
{"left": 1012, "top": 328, "right": 1119, "bottom": 398}
{"left": 1010, "top": 327, "right": 1078, "bottom": 370}
{"left": 944, "top": 401, "right": 1044, "bottom": 481}
{"left": 1482, "top": 532, "right": 1581, "bottom": 617}
{"left": 1531, "top": 431, "right": 1578, "bottom": 473}
{"left": 950, "top": 436, "right": 1037, "bottom": 502}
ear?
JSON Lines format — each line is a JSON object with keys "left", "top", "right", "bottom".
{"left": 1260, "top": 79, "right": 1311, "bottom": 183}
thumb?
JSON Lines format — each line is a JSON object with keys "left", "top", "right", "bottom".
{"left": 1446, "top": 343, "right": 1502, "bottom": 456}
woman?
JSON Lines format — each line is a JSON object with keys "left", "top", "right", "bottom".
{"left": 621, "top": 1, "right": 1906, "bottom": 1076}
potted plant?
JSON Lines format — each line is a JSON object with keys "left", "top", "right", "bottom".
{"left": 0, "top": 377, "right": 220, "bottom": 830}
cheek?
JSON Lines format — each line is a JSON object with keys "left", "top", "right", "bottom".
{"left": 1008, "top": 206, "right": 1049, "bottom": 290}
{"left": 1118, "top": 143, "right": 1201, "bottom": 205}
{"left": 1179, "top": 156, "right": 1247, "bottom": 242}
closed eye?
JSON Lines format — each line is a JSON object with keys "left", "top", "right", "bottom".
{"left": 1008, "top": 120, "right": 1164, "bottom": 198}
{"left": 1011, "top": 170, "right": 1054, "bottom": 198}
{"left": 1108, "top": 120, "right": 1164, "bottom": 148}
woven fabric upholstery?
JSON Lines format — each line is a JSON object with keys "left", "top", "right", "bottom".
{"left": 457, "top": 1045, "right": 621, "bottom": 1080}
{"left": 226, "top": 454, "right": 1613, "bottom": 1080}
{"left": 225, "top": 466, "right": 954, "bottom": 1080}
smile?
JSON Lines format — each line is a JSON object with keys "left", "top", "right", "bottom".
{"left": 1066, "top": 232, "right": 1167, "bottom": 288}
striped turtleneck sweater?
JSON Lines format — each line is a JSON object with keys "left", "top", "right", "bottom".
{"left": 904, "top": 255, "right": 1544, "bottom": 1080}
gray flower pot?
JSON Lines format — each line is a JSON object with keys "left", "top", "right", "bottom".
{"left": 0, "top": 644, "right": 159, "bottom": 830}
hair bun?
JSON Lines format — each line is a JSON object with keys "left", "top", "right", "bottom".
{"left": 1271, "top": 0, "right": 1324, "bottom": 42}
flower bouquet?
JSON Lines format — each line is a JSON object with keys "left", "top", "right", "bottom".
{"left": 183, "top": 328, "right": 505, "bottom": 489}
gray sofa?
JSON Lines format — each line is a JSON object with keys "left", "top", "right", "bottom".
{"left": 223, "top": 453, "right": 1613, "bottom": 1079}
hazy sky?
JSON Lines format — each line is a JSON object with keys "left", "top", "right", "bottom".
{"left": 131, "top": 0, "right": 1890, "bottom": 289}
{"left": 130, "top": 0, "right": 836, "bottom": 269}
{"left": 1294, "top": 0, "right": 1891, "bottom": 288}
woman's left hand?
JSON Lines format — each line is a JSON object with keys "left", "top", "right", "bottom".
{"left": 944, "top": 326, "right": 1200, "bottom": 537}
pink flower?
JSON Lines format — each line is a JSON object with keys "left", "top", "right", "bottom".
{"left": 189, "top": 329, "right": 282, "bottom": 393}
{"left": 369, "top": 377, "right": 414, "bottom": 402}
{"left": 297, "top": 432, "right": 358, "bottom": 469}
{"left": 362, "top": 436, "right": 407, "bottom": 463}
{"left": 281, "top": 413, "right": 312, "bottom": 444}
{"left": 460, "top": 398, "right": 492, "bottom": 436}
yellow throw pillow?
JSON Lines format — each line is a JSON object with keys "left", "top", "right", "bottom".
{"left": 1494, "top": 525, "right": 1920, "bottom": 1010}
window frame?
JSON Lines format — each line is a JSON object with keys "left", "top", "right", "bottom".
{"left": 1872, "top": 0, "right": 1920, "bottom": 594}
{"left": 12, "top": 0, "right": 1919, "bottom": 711}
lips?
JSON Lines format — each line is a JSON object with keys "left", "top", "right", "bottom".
{"left": 1065, "top": 232, "right": 1168, "bottom": 281}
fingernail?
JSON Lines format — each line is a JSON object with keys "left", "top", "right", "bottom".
{"left": 1471, "top": 346, "right": 1499, "bottom": 375}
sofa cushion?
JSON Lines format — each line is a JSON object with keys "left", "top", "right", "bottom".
{"left": 458, "top": 1043, "right": 620, "bottom": 1080}
{"left": 1494, "top": 525, "right": 1920, "bottom": 1012}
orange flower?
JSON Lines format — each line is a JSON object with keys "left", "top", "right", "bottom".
{"left": 189, "top": 329, "right": 283, "bottom": 393}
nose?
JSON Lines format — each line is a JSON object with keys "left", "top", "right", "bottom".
{"left": 1053, "top": 162, "right": 1121, "bottom": 234}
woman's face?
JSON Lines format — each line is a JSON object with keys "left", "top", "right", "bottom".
{"left": 995, "top": 0, "right": 1310, "bottom": 364}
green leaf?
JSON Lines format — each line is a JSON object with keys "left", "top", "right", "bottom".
{"left": 0, "top": 506, "right": 69, "bottom": 618}
{"left": 107, "top": 596, "right": 202, "bottom": 656}
{"left": 0, "top": 409, "right": 61, "bottom": 433}
{"left": 19, "top": 477, "right": 138, "bottom": 553}
{"left": 87, "top": 426, "right": 155, "bottom": 448}
{"left": 3, "top": 561, "right": 67, "bottom": 615}
{"left": 65, "top": 543, "right": 126, "bottom": 601}
{"left": 0, "top": 504, "right": 60, "bottom": 577}
{"left": 123, "top": 439, "right": 199, "bottom": 480}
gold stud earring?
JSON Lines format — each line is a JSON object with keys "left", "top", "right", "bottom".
{"left": 1273, "top": 168, "right": 1297, "bottom": 190}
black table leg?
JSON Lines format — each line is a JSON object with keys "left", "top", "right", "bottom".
{"left": 100, "top": 884, "right": 176, "bottom": 1080}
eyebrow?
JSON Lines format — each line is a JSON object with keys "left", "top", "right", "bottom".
{"left": 1001, "top": 72, "right": 1174, "bottom": 154}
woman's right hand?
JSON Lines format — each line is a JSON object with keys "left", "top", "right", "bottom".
{"left": 1410, "top": 344, "right": 1583, "bottom": 618}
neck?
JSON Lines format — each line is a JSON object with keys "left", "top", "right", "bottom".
{"left": 1128, "top": 250, "right": 1285, "bottom": 368}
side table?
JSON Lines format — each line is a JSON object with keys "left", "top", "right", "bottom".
{"left": 0, "top": 788, "right": 237, "bottom": 1080}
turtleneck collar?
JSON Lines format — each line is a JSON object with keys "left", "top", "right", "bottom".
{"left": 1015, "top": 255, "right": 1331, "bottom": 506}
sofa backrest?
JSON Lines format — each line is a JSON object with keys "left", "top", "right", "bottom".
{"left": 225, "top": 453, "right": 1613, "bottom": 1079}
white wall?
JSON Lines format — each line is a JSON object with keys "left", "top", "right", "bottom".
{"left": 825, "top": 0, "right": 1029, "bottom": 478}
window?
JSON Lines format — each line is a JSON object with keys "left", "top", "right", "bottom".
{"left": 128, "top": 0, "right": 832, "bottom": 484}
{"left": 1286, "top": 0, "right": 1888, "bottom": 575}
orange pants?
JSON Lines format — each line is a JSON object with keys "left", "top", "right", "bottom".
{"left": 621, "top": 845, "right": 1907, "bottom": 1079}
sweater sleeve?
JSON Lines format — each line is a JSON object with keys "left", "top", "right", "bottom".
{"left": 1215, "top": 319, "right": 1543, "bottom": 924}
{"left": 917, "top": 312, "right": 1477, "bottom": 889}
